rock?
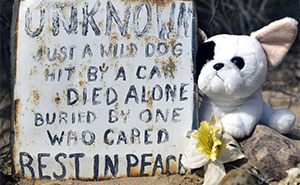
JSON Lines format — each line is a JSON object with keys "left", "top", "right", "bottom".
{"left": 277, "top": 167, "right": 300, "bottom": 185}
{"left": 218, "top": 169, "right": 256, "bottom": 185}
{"left": 240, "top": 125, "right": 300, "bottom": 182}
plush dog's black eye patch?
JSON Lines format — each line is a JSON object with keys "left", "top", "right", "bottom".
{"left": 195, "top": 41, "right": 215, "bottom": 83}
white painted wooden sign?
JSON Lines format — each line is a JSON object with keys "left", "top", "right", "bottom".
{"left": 12, "top": 0, "right": 197, "bottom": 180}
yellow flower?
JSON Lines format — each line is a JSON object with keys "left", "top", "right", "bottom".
{"left": 193, "top": 121, "right": 222, "bottom": 161}
{"left": 182, "top": 115, "right": 245, "bottom": 185}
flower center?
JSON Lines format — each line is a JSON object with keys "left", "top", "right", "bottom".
{"left": 193, "top": 121, "right": 222, "bottom": 161}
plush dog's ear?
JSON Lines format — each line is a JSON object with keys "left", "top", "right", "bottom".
{"left": 197, "top": 28, "right": 207, "bottom": 45}
{"left": 251, "top": 17, "right": 298, "bottom": 69}
{"left": 195, "top": 28, "right": 209, "bottom": 83}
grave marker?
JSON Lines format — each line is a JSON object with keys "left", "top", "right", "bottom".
{"left": 11, "top": 0, "right": 197, "bottom": 179}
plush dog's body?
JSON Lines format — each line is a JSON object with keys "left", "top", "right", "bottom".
{"left": 200, "top": 90, "right": 295, "bottom": 139}
{"left": 197, "top": 18, "right": 298, "bottom": 138}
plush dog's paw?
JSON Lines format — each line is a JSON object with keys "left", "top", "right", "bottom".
{"left": 221, "top": 114, "right": 256, "bottom": 139}
{"left": 221, "top": 115, "right": 246, "bottom": 139}
{"left": 268, "top": 109, "right": 296, "bottom": 134}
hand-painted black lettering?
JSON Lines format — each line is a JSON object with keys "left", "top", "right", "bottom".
{"left": 82, "top": 88, "right": 87, "bottom": 105}
{"left": 166, "top": 155, "right": 176, "bottom": 175}
{"left": 82, "top": 130, "right": 95, "bottom": 145}
{"left": 152, "top": 84, "right": 163, "bottom": 101}
{"left": 136, "top": 65, "right": 146, "bottom": 79}
{"left": 35, "top": 113, "right": 44, "bottom": 126}
{"left": 139, "top": 109, "right": 152, "bottom": 123}
{"left": 145, "top": 43, "right": 155, "bottom": 57}
{"left": 105, "top": 1, "right": 130, "bottom": 36}
{"left": 156, "top": 3, "right": 175, "bottom": 39}
{"left": 33, "top": 47, "right": 43, "bottom": 62}
{"left": 157, "top": 129, "right": 169, "bottom": 144}
{"left": 38, "top": 153, "right": 51, "bottom": 180}
{"left": 172, "top": 43, "right": 183, "bottom": 57}
{"left": 116, "top": 130, "right": 127, "bottom": 144}
{"left": 129, "top": 43, "right": 138, "bottom": 57}
{"left": 93, "top": 154, "right": 99, "bottom": 180}
{"left": 105, "top": 154, "right": 119, "bottom": 177}
{"left": 82, "top": 44, "right": 93, "bottom": 58}
{"left": 114, "top": 66, "right": 126, "bottom": 81}
{"left": 46, "top": 47, "right": 57, "bottom": 61}
{"left": 164, "top": 64, "right": 175, "bottom": 78}
{"left": 99, "top": 64, "right": 109, "bottom": 80}
{"left": 133, "top": 3, "right": 151, "bottom": 37}
{"left": 46, "top": 113, "right": 56, "bottom": 125}
{"left": 113, "top": 44, "right": 118, "bottom": 57}
{"left": 108, "top": 109, "right": 118, "bottom": 123}
{"left": 69, "top": 153, "right": 85, "bottom": 179}
{"left": 64, "top": 66, "right": 75, "bottom": 81}
{"left": 179, "top": 83, "right": 189, "bottom": 101}
{"left": 178, "top": 154, "right": 185, "bottom": 175}
{"left": 152, "top": 154, "right": 163, "bottom": 176}
{"left": 130, "top": 128, "right": 140, "bottom": 144}
{"left": 144, "top": 129, "right": 153, "bottom": 145}
{"left": 69, "top": 45, "right": 76, "bottom": 60}
{"left": 141, "top": 86, "right": 149, "bottom": 103}
{"left": 149, "top": 66, "right": 161, "bottom": 79}
{"left": 177, "top": 3, "right": 193, "bottom": 38}
{"left": 155, "top": 109, "right": 168, "bottom": 122}
{"left": 172, "top": 107, "right": 183, "bottom": 122}
{"left": 87, "top": 111, "right": 96, "bottom": 123}
{"left": 124, "top": 85, "right": 139, "bottom": 104}
{"left": 25, "top": 8, "right": 45, "bottom": 37}
{"left": 126, "top": 154, "right": 138, "bottom": 177}
{"left": 165, "top": 84, "right": 176, "bottom": 102}
{"left": 67, "top": 130, "right": 77, "bottom": 146}
{"left": 120, "top": 110, "right": 130, "bottom": 123}
{"left": 52, "top": 3, "right": 78, "bottom": 36}
{"left": 78, "top": 112, "right": 87, "bottom": 122}
{"left": 82, "top": 1, "right": 101, "bottom": 36}
{"left": 104, "top": 128, "right": 114, "bottom": 145}
{"left": 140, "top": 153, "right": 152, "bottom": 176}
{"left": 100, "top": 43, "right": 113, "bottom": 57}
{"left": 20, "top": 152, "right": 35, "bottom": 178}
{"left": 67, "top": 88, "right": 79, "bottom": 106}
{"left": 45, "top": 69, "right": 55, "bottom": 81}
{"left": 58, "top": 46, "right": 68, "bottom": 61}
{"left": 47, "top": 130, "right": 64, "bottom": 145}
{"left": 157, "top": 43, "right": 168, "bottom": 56}
{"left": 106, "top": 87, "right": 118, "bottom": 105}
{"left": 92, "top": 87, "right": 103, "bottom": 105}
{"left": 53, "top": 153, "right": 67, "bottom": 179}
{"left": 57, "top": 69, "right": 63, "bottom": 81}
{"left": 59, "top": 111, "right": 67, "bottom": 124}
{"left": 87, "top": 66, "right": 98, "bottom": 82}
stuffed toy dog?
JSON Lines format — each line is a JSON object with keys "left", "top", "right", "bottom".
{"left": 196, "top": 17, "right": 298, "bottom": 138}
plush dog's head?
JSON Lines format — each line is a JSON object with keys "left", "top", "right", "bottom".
{"left": 197, "top": 35, "right": 267, "bottom": 101}
{"left": 196, "top": 18, "right": 298, "bottom": 102}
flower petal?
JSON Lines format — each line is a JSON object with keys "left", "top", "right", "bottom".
{"left": 182, "top": 130, "right": 210, "bottom": 169}
{"left": 181, "top": 149, "right": 209, "bottom": 169}
{"left": 210, "top": 114, "right": 223, "bottom": 130}
{"left": 203, "top": 161, "right": 226, "bottom": 185}
{"left": 186, "top": 130, "right": 197, "bottom": 138}
{"left": 217, "top": 133, "right": 244, "bottom": 163}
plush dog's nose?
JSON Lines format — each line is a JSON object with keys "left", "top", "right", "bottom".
{"left": 213, "top": 63, "right": 224, "bottom": 71}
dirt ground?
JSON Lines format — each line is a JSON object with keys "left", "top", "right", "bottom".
{"left": 16, "top": 173, "right": 203, "bottom": 185}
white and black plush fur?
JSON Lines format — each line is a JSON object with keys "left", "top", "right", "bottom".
{"left": 196, "top": 18, "right": 298, "bottom": 138}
